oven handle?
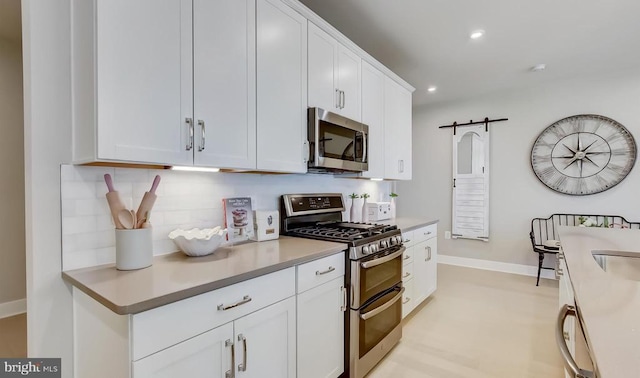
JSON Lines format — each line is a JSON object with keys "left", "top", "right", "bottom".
{"left": 360, "top": 246, "right": 405, "bottom": 269}
{"left": 360, "top": 287, "right": 405, "bottom": 321}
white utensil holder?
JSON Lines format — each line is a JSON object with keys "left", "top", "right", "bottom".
{"left": 115, "top": 228, "right": 153, "bottom": 270}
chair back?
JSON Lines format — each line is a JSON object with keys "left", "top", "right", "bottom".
{"left": 530, "top": 214, "right": 640, "bottom": 248}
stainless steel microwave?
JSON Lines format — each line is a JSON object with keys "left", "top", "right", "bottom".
{"left": 308, "top": 107, "right": 368, "bottom": 173}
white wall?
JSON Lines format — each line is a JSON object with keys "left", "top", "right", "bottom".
{"left": 398, "top": 69, "right": 640, "bottom": 267}
{"left": 0, "top": 36, "right": 25, "bottom": 313}
{"left": 61, "top": 165, "right": 391, "bottom": 270}
{"left": 22, "top": 0, "right": 73, "bottom": 375}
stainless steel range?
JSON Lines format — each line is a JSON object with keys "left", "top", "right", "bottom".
{"left": 281, "top": 193, "right": 405, "bottom": 378}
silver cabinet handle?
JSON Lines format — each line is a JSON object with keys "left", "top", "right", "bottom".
{"left": 556, "top": 304, "right": 595, "bottom": 378}
{"left": 398, "top": 159, "right": 404, "bottom": 173}
{"left": 225, "top": 339, "right": 234, "bottom": 378}
{"left": 402, "top": 297, "right": 410, "bottom": 305}
{"left": 360, "top": 287, "right": 405, "bottom": 320}
{"left": 426, "top": 246, "right": 432, "bottom": 261}
{"left": 403, "top": 272, "right": 411, "bottom": 279}
{"left": 335, "top": 88, "right": 340, "bottom": 109}
{"left": 340, "top": 90, "right": 345, "bottom": 109}
{"left": 403, "top": 255, "right": 411, "bottom": 260}
{"left": 316, "top": 266, "right": 335, "bottom": 275}
{"left": 237, "top": 334, "right": 247, "bottom": 372}
{"left": 403, "top": 239, "right": 411, "bottom": 243}
{"left": 185, "top": 118, "right": 194, "bottom": 151}
{"left": 361, "top": 246, "right": 405, "bottom": 269}
{"left": 197, "top": 119, "right": 206, "bottom": 151}
{"left": 218, "top": 295, "right": 252, "bottom": 311}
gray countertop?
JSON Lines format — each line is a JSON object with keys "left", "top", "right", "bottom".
{"left": 558, "top": 226, "right": 640, "bottom": 378}
{"left": 62, "top": 236, "right": 347, "bottom": 315}
{"left": 380, "top": 217, "right": 439, "bottom": 232}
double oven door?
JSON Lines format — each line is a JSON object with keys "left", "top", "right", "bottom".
{"left": 350, "top": 245, "right": 405, "bottom": 377}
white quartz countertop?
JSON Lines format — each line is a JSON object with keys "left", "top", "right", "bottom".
{"left": 380, "top": 217, "right": 439, "bottom": 232}
{"left": 62, "top": 236, "right": 347, "bottom": 315}
{"left": 558, "top": 226, "right": 640, "bottom": 378}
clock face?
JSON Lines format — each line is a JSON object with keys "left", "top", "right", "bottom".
{"left": 531, "top": 114, "right": 637, "bottom": 195}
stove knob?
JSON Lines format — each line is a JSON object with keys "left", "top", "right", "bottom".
{"left": 370, "top": 244, "right": 378, "bottom": 253}
{"left": 396, "top": 235, "right": 403, "bottom": 245}
{"left": 390, "top": 237, "right": 397, "bottom": 246}
{"left": 380, "top": 240, "right": 388, "bottom": 249}
{"left": 362, "top": 246, "right": 370, "bottom": 255}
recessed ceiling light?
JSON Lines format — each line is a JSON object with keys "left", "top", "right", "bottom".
{"left": 531, "top": 64, "right": 547, "bottom": 72}
{"left": 470, "top": 30, "right": 485, "bottom": 39}
{"left": 171, "top": 166, "right": 220, "bottom": 173}
{"left": 427, "top": 86, "right": 437, "bottom": 93}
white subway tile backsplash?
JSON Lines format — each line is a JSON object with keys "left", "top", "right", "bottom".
{"left": 61, "top": 165, "right": 391, "bottom": 271}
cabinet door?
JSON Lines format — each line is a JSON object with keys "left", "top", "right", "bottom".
{"left": 132, "top": 322, "right": 233, "bottom": 378}
{"left": 383, "top": 77, "right": 412, "bottom": 180}
{"left": 360, "top": 61, "right": 385, "bottom": 179}
{"left": 256, "top": 0, "right": 308, "bottom": 173}
{"left": 193, "top": 0, "right": 256, "bottom": 169}
{"left": 336, "top": 46, "right": 361, "bottom": 122}
{"left": 424, "top": 237, "right": 438, "bottom": 299}
{"left": 297, "top": 277, "right": 345, "bottom": 378}
{"left": 96, "top": 0, "right": 193, "bottom": 166}
{"left": 308, "top": 22, "right": 338, "bottom": 113}
{"left": 234, "top": 296, "right": 296, "bottom": 378}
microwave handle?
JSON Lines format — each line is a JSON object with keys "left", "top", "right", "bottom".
{"left": 303, "top": 140, "right": 309, "bottom": 164}
{"left": 361, "top": 132, "right": 367, "bottom": 164}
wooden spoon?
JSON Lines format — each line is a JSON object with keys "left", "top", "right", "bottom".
{"left": 118, "top": 209, "right": 136, "bottom": 229}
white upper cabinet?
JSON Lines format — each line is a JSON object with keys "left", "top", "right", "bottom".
{"left": 384, "top": 76, "right": 413, "bottom": 180}
{"left": 360, "top": 61, "right": 385, "bottom": 179}
{"left": 73, "top": 0, "right": 258, "bottom": 170}
{"left": 77, "top": 0, "right": 194, "bottom": 166}
{"left": 193, "top": 0, "right": 256, "bottom": 169}
{"left": 308, "top": 22, "right": 361, "bottom": 122}
{"left": 256, "top": 0, "right": 308, "bottom": 173}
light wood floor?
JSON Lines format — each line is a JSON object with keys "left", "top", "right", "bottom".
{"left": 367, "top": 264, "right": 564, "bottom": 378}
{"left": 0, "top": 313, "right": 27, "bottom": 358}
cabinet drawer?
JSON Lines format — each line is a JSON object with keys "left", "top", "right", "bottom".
{"left": 413, "top": 224, "right": 437, "bottom": 244}
{"left": 401, "top": 230, "right": 415, "bottom": 248}
{"left": 297, "top": 252, "right": 345, "bottom": 294}
{"left": 402, "top": 261, "right": 414, "bottom": 282}
{"left": 402, "top": 246, "right": 414, "bottom": 265}
{"left": 131, "top": 267, "right": 295, "bottom": 361}
{"left": 402, "top": 277, "right": 414, "bottom": 318}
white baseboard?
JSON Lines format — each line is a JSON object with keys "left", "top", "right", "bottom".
{"left": 0, "top": 298, "right": 27, "bottom": 319}
{"left": 438, "top": 255, "right": 556, "bottom": 280}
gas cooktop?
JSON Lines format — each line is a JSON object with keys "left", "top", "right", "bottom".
{"left": 281, "top": 194, "right": 403, "bottom": 260}
{"left": 288, "top": 222, "right": 397, "bottom": 242}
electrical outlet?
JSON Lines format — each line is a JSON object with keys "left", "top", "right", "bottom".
{"left": 445, "top": 231, "right": 451, "bottom": 239}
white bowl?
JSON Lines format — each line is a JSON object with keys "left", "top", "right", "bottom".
{"left": 168, "top": 227, "right": 228, "bottom": 257}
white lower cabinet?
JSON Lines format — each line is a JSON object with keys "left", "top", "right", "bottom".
{"left": 297, "top": 277, "right": 345, "bottom": 378}
{"left": 132, "top": 322, "right": 234, "bottom": 378}
{"left": 296, "top": 253, "right": 346, "bottom": 378}
{"left": 234, "top": 297, "right": 297, "bottom": 378}
{"left": 401, "top": 224, "right": 438, "bottom": 318}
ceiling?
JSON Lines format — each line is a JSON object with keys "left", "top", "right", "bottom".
{"left": 0, "top": 0, "right": 21, "bottom": 43}
{"left": 299, "top": 0, "right": 640, "bottom": 106}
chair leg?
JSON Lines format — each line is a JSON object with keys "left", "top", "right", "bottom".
{"left": 536, "top": 253, "right": 544, "bottom": 286}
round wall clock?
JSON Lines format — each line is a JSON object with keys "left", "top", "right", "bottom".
{"left": 531, "top": 114, "right": 637, "bottom": 195}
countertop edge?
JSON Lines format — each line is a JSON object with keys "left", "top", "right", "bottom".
{"left": 62, "top": 243, "right": 347, "bottom": 315}
{"left": 399, "top": 219, "right": 439, "bottom": 232}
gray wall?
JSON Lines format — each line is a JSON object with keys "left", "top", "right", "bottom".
{"left": 398, "top": 69, "right": 640, "bottom": 267}
{"left": 0, "top": 36, "right": 25, "bottom": 306}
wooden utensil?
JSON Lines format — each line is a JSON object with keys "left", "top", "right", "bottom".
{"left": 118, "top": 209, "right": 136, "bottom": 229}
{"left": 136, "top": 175, "right": 161, "bottom": 229}
{"left": 104, "top": 174, "right": 126, "bottom": 229}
